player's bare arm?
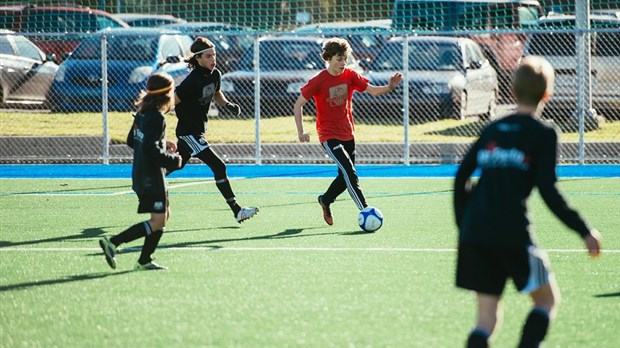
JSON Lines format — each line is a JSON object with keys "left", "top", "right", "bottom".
{"left": 365, "top": 72, "right": 403, "bottom": 96}
{"left": 294, "top": 95, "right": 310, "bottom": 142}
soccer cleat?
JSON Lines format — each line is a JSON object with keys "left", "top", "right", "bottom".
{"left": 99, "top": 237, "right": 117, "bottom": 269}
{"left": 318, "top": 195, "right": 333, "bottom": 225}
{"left": 236, "top": 206, "right": 259, "bottom": 223}
{"left": 133, "top": 261, "right": 167, "bottom": 271}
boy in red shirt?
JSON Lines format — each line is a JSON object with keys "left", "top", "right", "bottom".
{"left": 294, "top": 38, "right": 402, "bottom": 225}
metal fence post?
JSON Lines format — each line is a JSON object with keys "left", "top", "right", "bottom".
{"left": 101, "top": 33, "right": 110, "bottom": 165}
{"left": 575, "top": 0, "right": 593, "bottom": 164}
{"left": 253, "top": 35, "right": 261, "bottom": 164}
{"left": 402, "top": 35, "right": 410, "bottom": 165}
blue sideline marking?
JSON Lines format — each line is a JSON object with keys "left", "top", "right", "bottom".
{"left": 0, "top": 164, "right": 618, "bottom": 178}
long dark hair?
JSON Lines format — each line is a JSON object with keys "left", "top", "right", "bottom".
{"left": 136, "top": 73, "right": 175, "bottom": 114}
{"left": 184, "top": 37, "right": 216, "bottom": 70}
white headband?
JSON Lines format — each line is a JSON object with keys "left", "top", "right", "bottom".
{"left": 193, "top": 47, "right": 215, "bottom": 56}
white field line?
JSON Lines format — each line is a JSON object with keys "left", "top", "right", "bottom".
{"left": 0, "top": 246, "right": 618, "bottom": 253}
{"left": 12, "top": 179, "right": 219, "bottom": 196}
{"left": 110, "top": 180, "right": 219, "bottom": 195}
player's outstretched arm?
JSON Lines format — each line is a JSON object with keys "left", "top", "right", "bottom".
{"left": 365, "top": 72, "right": 403, "bottom": 96}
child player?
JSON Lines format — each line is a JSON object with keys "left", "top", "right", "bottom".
{"left": 99, "top": 72, "right": 182, "bottom": 271}
{"left": 172, "top": 37, "right": 258, "bottom": 223}
{"left": 294, "top": 38, "right": 402, "bottom": 225}
{"left": 453, "top": 56, "right": 602, "bottom": 347}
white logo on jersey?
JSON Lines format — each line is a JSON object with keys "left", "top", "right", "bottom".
{"left": 477, "top": 141, "right": 530, "bottom": 170}
{"left": 154, "top": 201, "right": 164, "bottom": 210}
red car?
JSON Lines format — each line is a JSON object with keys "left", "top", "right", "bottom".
{"left": 0, "top": 5, "right": 129, "bottom": 62}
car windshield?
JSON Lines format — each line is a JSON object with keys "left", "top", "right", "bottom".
{"left": 71, "top": 35, "right": 158, "bottom": 61}
{"left": 239, "top": 41, "right": 325, "bottom": 71}
{"left": 371, "top": 41, "right": 460, "bottom": 71}
{"left": 528, "top": 31, "right": 620, "bottom": 57}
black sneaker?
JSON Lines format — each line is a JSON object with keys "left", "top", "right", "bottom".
{"left": 98, "top": 237, "right": 117, "bottom": 269}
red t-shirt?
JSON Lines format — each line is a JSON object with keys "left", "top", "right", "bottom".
{"left": 300, "top": 68, "right": 369, "bottom": 143}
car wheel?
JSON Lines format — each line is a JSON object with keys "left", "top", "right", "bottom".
{"left": 452, "top": 91, "right": 467, "bottom": 120}
{"left": 481, "top": 90, "right": 498, "bottom": 121}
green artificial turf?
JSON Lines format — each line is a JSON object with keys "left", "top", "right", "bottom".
{"left": 1, "top": 177, "right": 618, "bottom": 347}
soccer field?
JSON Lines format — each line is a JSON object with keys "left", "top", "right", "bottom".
{"left": 1, "top": 176, "right": 618, "bottom": 347}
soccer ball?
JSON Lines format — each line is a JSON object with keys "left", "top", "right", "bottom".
{"left": 358, "top": 206, "right": 383, "bottom": 232}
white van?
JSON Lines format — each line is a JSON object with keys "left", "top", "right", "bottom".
{"left": 523, "top": 15, "right": 620, "bottom": 119}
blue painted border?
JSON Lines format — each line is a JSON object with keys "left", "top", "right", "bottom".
{"left": 0, "top": 164, "right": 618, "bottom": 178}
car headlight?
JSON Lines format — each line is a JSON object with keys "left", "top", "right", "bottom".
{"left": 421, "top": 84, "right": 450, "bottom": 94}
{"left": 286, "top": 82, "right": 305, "bottom": 94}
{"left": 128, "top": 66, "right": 154, "bottom": 84}
{"left": 220, "top": 79, "right": 235, "bottom": 92}
{"left": 54, "top": 66, "right": 66, "bottom": 82}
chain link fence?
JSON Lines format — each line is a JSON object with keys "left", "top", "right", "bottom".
{"left": 1, "top": 1, "right": 619, "bottom": 164}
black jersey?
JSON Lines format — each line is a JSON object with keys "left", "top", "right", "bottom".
{"left": 127, "top": 109, "right": 180, "bottom": 196}
{"left": 454, "top": 113, "right": 591, "bottom": 247}
{"left": 174, "top": 68, "right": 221, "bottom": 136}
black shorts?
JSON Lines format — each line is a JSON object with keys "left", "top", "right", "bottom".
{"left": 456, "top": 243, "right": 551, "bottom": 296}
{"left": 137, "top": 191, "right": 169, "bottom": 214}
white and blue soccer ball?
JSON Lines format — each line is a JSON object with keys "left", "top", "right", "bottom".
{"left": 358, "top": 206, "right": 383, "bottom": 232}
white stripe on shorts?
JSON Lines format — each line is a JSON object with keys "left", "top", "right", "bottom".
{"left": 179, "top": 135, "right": 209, "bottom": 156}
{"left": 520, "top": 245, "right": 551, "bottom": 293}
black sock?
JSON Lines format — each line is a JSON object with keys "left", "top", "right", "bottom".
{"left": 138, "top": 228, "right": 164, "bottom": 265}
{"left": 227, "top": 198, "right": 241, "bottom": 215}
{"left": 467, "top": 328, "right": 490, "bottom": 348}
{"left": 518, "top": 307, "right": 550, "bottom": 348}
{"left": 110, "top": 221, "right": 149, "bottom": 246}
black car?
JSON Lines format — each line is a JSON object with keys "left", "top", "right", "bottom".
{"left": 0, "top": 30, "right": 59, "bottom": 107}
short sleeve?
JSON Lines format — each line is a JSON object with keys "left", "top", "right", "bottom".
{"left": 350, "top": 69, "right": 369, "bottom": 92}
{"left": 175, "top": 73, "right": 196, "bottom": 102}
{"left": 300, "top": 74, "right": 320, "bottom": 100}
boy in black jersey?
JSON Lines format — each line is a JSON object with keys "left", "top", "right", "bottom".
{"left": 172, "top": 37, "right": 258, "bottom": 223}
{"left": 99, "top": 73, "right": 182, "bottom": 271}
{"left": 453, "top": 56, "right": 602, "bottom": 348}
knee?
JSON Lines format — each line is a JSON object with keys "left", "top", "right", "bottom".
{"left": 149, "top": 215, "right": 167, "bottom": 231}
{"left": 532, "top": 282, "right": 561, "bottom": 315}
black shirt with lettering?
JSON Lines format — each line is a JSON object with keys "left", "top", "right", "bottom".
{"left": 127, "top": 109, "right": 179, "bottom": 195}
{"left": 454, "top": 113, "right": 591, "bottom": 247}
{"left": 174, "top": 68, "right": 221, "bottom": 136}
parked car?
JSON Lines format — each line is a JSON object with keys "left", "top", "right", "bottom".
{"left": 220, "top": 36, "right": 363, "bottom": 117}
{"left": 162, "top": 22, "right": 253, "bottom": 71}
{"left": 293, "top": 21, "right": 393, "bottom": 63}
{"left": 48, "top": 28, "right": 193, "bottom": 112}
{"left": 356, "top": 36, "right": 498, "bottom": 122}
{"left": 391, "top": 0, "right": 544, "bottom": 97}
{"left": 115, "top": 13, "right": 187, "bottom": 27}
{"left": 523, "top": 14, "right": 620, "bottom": 119}
{"left": 0, "top": 29, "right": 59, "bottom": 107}
{"left": 0, "top": 5, "right": 129, "bottom": 63}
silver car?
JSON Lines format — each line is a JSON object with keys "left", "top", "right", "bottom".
{"left": 0, "top": 29, "right": 58, "bottom": 107}
{"left": 357, "top": 36, "right": 498, "bottom": 123}
{"left": 523, "top": 15, "right": 620, "bottom": 120}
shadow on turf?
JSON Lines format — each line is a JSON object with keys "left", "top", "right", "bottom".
{"left": 0, "top": 271, "right": 133, "bottom": 292}
{"left": 594, "top": 291, "right": 620, "bottom": 298}
{"left": 9, "top": 184, "right": 132, "bottom": 195}
{"left": 99, "top": 227, "right": 370, "bottom": 254}
{"left": 0, "top": 227, "right": 115, "bottom": 248}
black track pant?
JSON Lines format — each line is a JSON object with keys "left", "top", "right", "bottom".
{"left": 321, "top": 139, "right": 367, "bottom": 210}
